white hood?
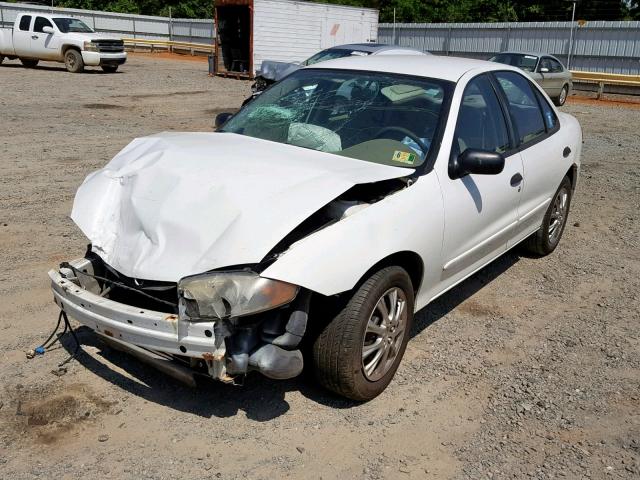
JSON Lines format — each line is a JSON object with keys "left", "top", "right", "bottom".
{"left": 65, "top": 32, "right": 123, "bottom": 42}
{"left": 71, "top": 132, "right": 409, "bottom": 282}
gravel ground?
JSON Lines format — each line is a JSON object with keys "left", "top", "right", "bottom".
{"left": 0, "top": 54, "right": 638, "bottom": 480}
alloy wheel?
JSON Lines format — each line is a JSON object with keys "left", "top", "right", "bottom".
{"left": 362, "top": 287, "right": 408, "bottom": 382}
{"left": 548, "top": 188, "right": 569, "bottom": 244}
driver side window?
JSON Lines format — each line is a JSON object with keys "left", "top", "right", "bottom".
{"left": 453, "top": 75, "right": 510, "bottom": 156}
{"left": 34, "top": 16, "right": 53, "bottom": 33}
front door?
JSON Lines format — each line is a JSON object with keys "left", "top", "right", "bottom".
{"left": 536, "top": 57, "right": 564, "bottom": 97}
{"left": 439, "top": 73, "right": 523, "bottom": 285}
{"left": 30, "top": 16, "right": 57, "bottom": 60}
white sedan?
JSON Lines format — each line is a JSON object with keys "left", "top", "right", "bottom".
{"left": 50, "top": 55, "right": 581, "bottom": 401}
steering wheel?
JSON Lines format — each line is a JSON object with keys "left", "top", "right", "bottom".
{"left": 374, "top": 126, "right": 427, "bottom": 153}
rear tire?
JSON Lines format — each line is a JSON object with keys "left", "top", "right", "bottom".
{"left": 101, "top": 65, "right": 118, "bottom": 73}
{"left": 20, "top": 58, "right": 39, "bottom": 68}
{"left": 313, "top": 266, "right": 415, "bottom": 401}
{"left": 64, "top": 49, "right": 84, "bottom": 73}
{"left": 553, "top": 84, "right": 569, "bottom": 106}
{"left": 522, "top": 176, "right": 572, "bottom": 256}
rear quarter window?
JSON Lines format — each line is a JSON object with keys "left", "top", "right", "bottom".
{"left": 534, "top": 88, "right": 558, "bottom": 131}
{"left": 19, "top": 15, "right": 32, "bottom": 31}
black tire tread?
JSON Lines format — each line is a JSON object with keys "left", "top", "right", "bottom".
{"left": 313, "top": 266, "right": 413, "bottom": 401}
{"left": 522, "top": 176, "right": 572, "bottom": 256}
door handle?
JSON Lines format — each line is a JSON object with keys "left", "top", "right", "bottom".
{"left": 563, "top": 146, "right": 571, "bottom": 158}
{"left": 510, "top": 173, "right": 523, "bottom": 187}
{"left": 31, "top": 35, "right": 38, "bottom": 39}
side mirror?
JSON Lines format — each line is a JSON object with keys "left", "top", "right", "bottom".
{"left": 214, "top": 112, "right": 233, "bottom": 129}
{"left": 450, "top": 149, "right": 505, "bottom": 179}
{"left": 42, "top": 26, "right": 54, "bottom": 34}
{"left": 539, "top": 67, "right": 550, "bottom": 73}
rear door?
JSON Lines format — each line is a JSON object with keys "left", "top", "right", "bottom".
{"left": 31, "top": 16, "right": 57, "bottom": 60}
{"left": 439, "top": 73, "right": 523, "bottom": 284}
{"left": 492, "top": 71, "right": 568, "bottom": 245}
{"left": 13, "top": 14, "right": 32, "bottom": 57}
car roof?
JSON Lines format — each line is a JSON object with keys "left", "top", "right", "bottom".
{"left": 496, "top": 51, "right": 564, "bottom": 62}
{"left": 307, "top": 54, "right": 516, "bottom": 82}
{"left": 328, "top": 43, "right": 423, "bottom": 54}
{"left": 19, "top": 12, "right": 74, "bottom": 20}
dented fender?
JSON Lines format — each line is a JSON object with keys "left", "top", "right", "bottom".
{"left": 261, "top": 173, "right": 445, "bottom": 311}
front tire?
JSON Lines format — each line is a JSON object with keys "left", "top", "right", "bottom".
{"left": 313, "top": 266, "right": 415, "bottom": 401}
{"left": 101, "top": 65, "right": 118, "bottom": 73}
{"left": 553, "top": 84, "right": 569, "bottom": 106}
{"left": 522, "top": 176, "right": 572, "bottom": 256}
{"left": 20, "top": 58, "right": 39, "bottom": 68}
{"left": 64, "top": 49, "right": 84, "bottom": 73}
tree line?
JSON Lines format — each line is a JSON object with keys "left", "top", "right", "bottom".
{"left": 13, "top": 0, "right": 640, "bottom": 21}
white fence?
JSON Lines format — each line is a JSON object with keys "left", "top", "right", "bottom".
{"left": 379, "top": 21, "right": 640, "bottom": 75}
{"left": 0, "top": 2, "right": 215, "bottom": 44}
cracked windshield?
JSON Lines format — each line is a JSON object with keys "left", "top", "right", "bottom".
{"left": 221, "top": 69, "right": 451, "bottom": 168}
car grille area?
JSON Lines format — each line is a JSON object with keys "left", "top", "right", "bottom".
{"left": 92, "top": 40, "right": 125, "bottom": 53}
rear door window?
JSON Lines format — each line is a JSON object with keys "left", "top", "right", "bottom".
{"left": 454, "top": 74, "right": 510, "bottom": 155}
{"left": 494, "top": 71, "right": 546, "bottom": 145}
{"left": 19, "top": 15, "right": 32, "bottom": 31}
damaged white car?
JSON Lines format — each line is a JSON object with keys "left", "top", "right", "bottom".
{"left": 50, "top": 55, "right": 581, "bottom": 400}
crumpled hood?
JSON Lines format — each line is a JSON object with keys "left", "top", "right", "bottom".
{"left": 71, "top": 132, "right": 409, "bottom": 282}
{"left": 258, "top": 60, "right": 301, "bottom": 81}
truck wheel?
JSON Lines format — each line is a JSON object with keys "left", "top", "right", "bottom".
{"left": 101, "top": 65, "right": 118, "bottom": 73}
{"left": 64, "top": 49, "right": 84, "bottom": 73}
{"left": 313, "top": 266, "right": 415, "bottom": 401}
{"left": 20, "top": 58, "right": 39, "bottom": 68}
{"left": 522, "top": 176, "right": 572, "bottom": 256}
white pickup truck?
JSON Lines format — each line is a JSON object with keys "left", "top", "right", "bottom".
{"left": 0, "top": 13, "right": 127, "bottom": 73}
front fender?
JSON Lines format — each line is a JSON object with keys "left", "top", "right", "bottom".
{"left": 261, "top": 173, "right": 445, "bottom": 308}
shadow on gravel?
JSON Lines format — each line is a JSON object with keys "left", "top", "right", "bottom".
{"left": 58, "top": 327, "right": 353, "bottom": 420}
{"left": 0, "top": 64, "right": 120, "bottom": 74}
{"left": 411, "top": 250, "right": 521, "bottom": 336}
{"left": 56, "top": 250, "right": 521, "bottom": 420}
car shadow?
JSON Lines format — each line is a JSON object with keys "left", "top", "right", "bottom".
{"left": 411, "top": 250, "right": 521, "bottom": 337}
{"left": 0, "top": 63, "right": 119, "bottom": 74}
{"left": 55, "top": 250, "right": 521, "bottom": 419}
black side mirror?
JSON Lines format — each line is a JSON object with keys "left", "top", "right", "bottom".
{"left": 214, "top": 112, "right": 234, "bottom": 129}
{"left": 450, "top": 149, "right": 505, "bottom": 179}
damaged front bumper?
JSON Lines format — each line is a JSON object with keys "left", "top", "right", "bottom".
{"left": 49, "top": 257, "right": 306, "bottom": 384}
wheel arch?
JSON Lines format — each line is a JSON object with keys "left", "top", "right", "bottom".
{"left": 354, "top": 251, "right": 424, "bottom": 296}
{"left": 62, "top": 44, "right": 81, "bottom": 56}
{"left": 566, "top": 163, "right": 579, "bottom": 193}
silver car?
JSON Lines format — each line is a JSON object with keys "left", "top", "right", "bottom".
{"left": 489, "top": 52, "right": 572, "bottom": 106}
{"left": 253, "top": 43, "right": 427, "bottom": 93}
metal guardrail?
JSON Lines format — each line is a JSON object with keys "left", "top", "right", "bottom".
{"left": 570, "top": 70, "right": 640, "bottom": 98}
{"left": 571, "top": 71, "right": 640, "bottom": 86}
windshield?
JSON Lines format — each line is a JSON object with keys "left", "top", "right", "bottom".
{"left": 53, "top": 17, "right": 93, "bottom": 33}
{"left": 302, "top": 49, "right": 371, "bottom": 66}
{"left": 221, "top": 69, "right": 451, "bottom": 168}
{"left": 490, "top": 53, "right": 539, "bottom": 72}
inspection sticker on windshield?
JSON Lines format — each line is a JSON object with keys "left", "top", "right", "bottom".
{"left": 392, "top": 151, "right": 417, "bottom": 165}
